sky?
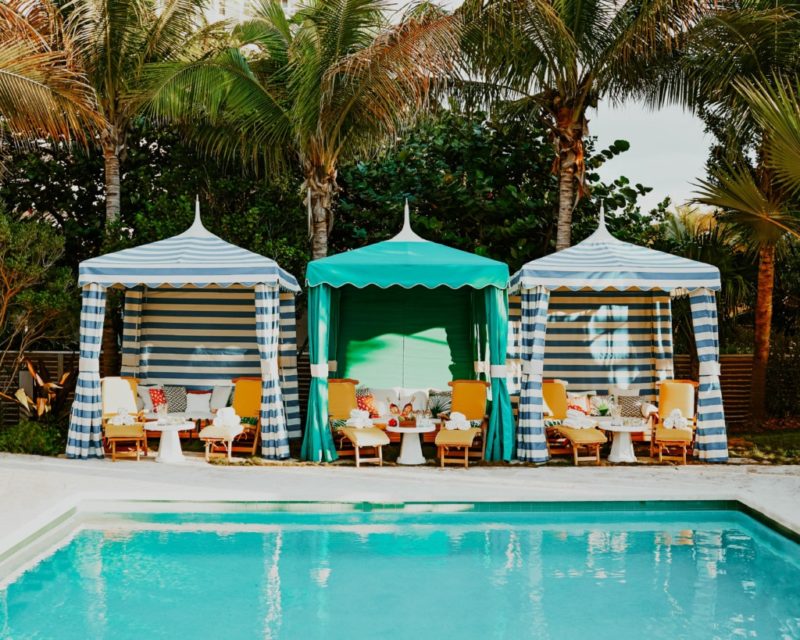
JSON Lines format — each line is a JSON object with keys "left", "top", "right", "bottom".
{"left": 588, "top": 102, "right": 712, "bottom": 213}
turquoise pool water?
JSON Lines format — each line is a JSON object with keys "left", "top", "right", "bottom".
{"left": 1, "top": 505, "right": 799, "bottom": 639}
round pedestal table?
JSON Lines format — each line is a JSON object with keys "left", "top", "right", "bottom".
{"left": 146, "top": 421, "right": 196, "bottom": 463}
{"left": 386, "top": 424, "right": 436, "bottom": 465}
{"left": 596, "top": 418, "right": 649, "bottom": 463}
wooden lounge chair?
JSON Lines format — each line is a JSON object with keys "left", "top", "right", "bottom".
{"left": 329, "top": 378, "right": 389, "bottom": 467}
{"left": 101, "top": 376, "right": 147, "bottom": 461}
{"left": 650, "top": 380, "right": 698, "bottom": 464}
{"left": 226, "top": 377, "right": 262, "bottom": 456}
{"left": 435, "top": 380, "right": 489, "bottom": 467}
{"left": 542, "top": 380, "right": 606, "bottom": 466}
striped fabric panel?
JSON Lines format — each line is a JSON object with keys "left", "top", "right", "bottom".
{"left": 256, "top": 284, "right": 289, "bottom": 459}
{"left": 120, "top": 286, "right": 143, "bottom": 376}
{"left": 543, "top": 290, "right": 672, "bottom": 403}
{"left": 279, "top": 292, "right": 301, "bottom": 439}
{"left": 66, "top": 284, "right": 106, "bottom": 459}
{"left": 507, "top": 295, "right": 522, "bottom": 396}
{"left": 137, "top": 286, "right": 262, "bottom": 387}
{"left": 690, "top": 288, "right": 728, "bottom": 461}
{"left": 516, "top": 286, "right": 550, "bottom": 463}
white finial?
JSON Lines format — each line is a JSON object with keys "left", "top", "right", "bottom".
{"left": 195, "top": 194, "right": 200, "bottom": 222}
{"left": 180, "top": 194, "right": 211, "bottom": 237}
{"left": 585, "top": 201, "right": 617, "bottom": 243}
{"left": 389, "top": 198, "right": 425, "bottom": 242}
{"left": 599, "top": 202, "right": 606, "bottom": 228}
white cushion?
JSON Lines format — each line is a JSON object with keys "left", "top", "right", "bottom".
{"left": 186, "top": 392, "right": 211, "bottom": 415}
{"left": 399, "top": 390, "right": 428, "bottom": 412}
{"left": 210, "top": 385, "right": 233, "bottom": 411}
{"left": 137, "top": 385, "right": 158, "bottom": 412}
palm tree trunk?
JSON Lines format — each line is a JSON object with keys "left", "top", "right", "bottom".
{"left": 101, "top": 127, "right": 122, "bottom": 375}
{"left": 554, "top": 108, "right": 587, "bottom": 251}
{"left": 103, "top": 143, "right": 121, "bottom": 226}
{"left": 750, "top": 243, "right": 775, "bottom": 421}
{"left": 306, "top": 169, "right": 337, "bottom": 260}
{"left": 556, "top": 156, "right": 576, "bottom": 251}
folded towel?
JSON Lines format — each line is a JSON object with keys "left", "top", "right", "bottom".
{"left": 346, "top": 408, "right": 372, "bottom": 428}
{"left": 445, "top": 411, "right": 470, "bottom": 431}
{"left": 109, "top": 412, "right": 135, "bottom": 426}
{"left": 213, "top": 406, "right": 241, "bottom": 429}
{"left": 663, "top": 408, "right": 691, "bottom": 431}
{"left": 563, "top": 413, "right": 596, "bottom": 429}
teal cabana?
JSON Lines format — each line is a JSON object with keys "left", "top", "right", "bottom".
{"left": 301, "top": 205, "right": 514, "bottom": 463}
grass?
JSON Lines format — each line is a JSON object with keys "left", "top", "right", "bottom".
{"left": 730, "top": 430, "right": 800, "bottom": 464}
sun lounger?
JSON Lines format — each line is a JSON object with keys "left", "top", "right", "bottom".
{"left": 101, "top": 377, "right": 147, "bottom": 461}
{"left": 434, "top": 380, "right": 489, "bottom": 465}
{"left": 329, "top": 378, "right": 389, "bottom": 467}
{"left": 650, "top": 380, "right": 698, "bottom": 464}
{"left": 542, "top": 380, "right": 606, "bottom": 465}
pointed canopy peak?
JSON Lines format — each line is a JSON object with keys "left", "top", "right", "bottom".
{"left": 179, "top": 195, "right": 214, "bottom": 238}
{"left": 389, "top": 199, "right": 426, "bottom": 242}
{"left": 584, "top": 202, "right": 617, "bottom": 243}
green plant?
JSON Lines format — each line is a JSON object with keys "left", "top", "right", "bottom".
{"left": 0, "top": 417, "right": 66, "bottom": 456}
{"left": 0, "top": 358, "right": 77, "bottom": 423}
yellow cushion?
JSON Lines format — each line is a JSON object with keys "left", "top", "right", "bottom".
{"left": 655, "top": 427, "right": 693, "bottom": 443}
{"left": 105, "top": 424, "right": 144, "bottom": 439}
{"left": 557, "top": 426, "right": 607, "bottom": 445}
{"left": 340, "top": 427, "right": 390, "bottom": 448}
{"left": 435, "top": 427, "right": 481, "bottom": 447}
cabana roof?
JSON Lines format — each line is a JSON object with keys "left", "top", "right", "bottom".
{"left": 79, "top": 202, "right": 300, "bottom": 291}
{"left": 510, "top": 212, "right": 721, "bottom": 293}
{"left": 306, "top": 204, "right": 509, "bottom": 290}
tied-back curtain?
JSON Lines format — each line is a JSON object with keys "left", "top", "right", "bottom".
{"left": 278, "top": 292, "right": 301, "bottom": 439}
{"left": 120, "top": 286, "right": 143, "bottom": 376}
{"left": 255, "top": 284, "right": 289, "bottom": 459}
{"left": 484, "top": 286, "right": 515, "bottom": 462}
{"left": 689, "top": 288, "right": 728, "bottom": 461}
{"left": 66, "top": 284, "right": 107, "bottom": 459}
{"left": 651, "top": 292, "right": 675, "bottom": 398}
{"left": 516, "top": 286, "right": 550, "bottom": 463}
{"left": 301, "top": 284, "right": 338, "bottom": 462}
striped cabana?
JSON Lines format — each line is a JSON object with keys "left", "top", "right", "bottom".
{"left": 509, "top": 212, "right": 727, "bottom": 463}
{"left": 66, "top": 201, "right": 301, "bottom": 460}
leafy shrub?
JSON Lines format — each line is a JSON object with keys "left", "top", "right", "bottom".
{"left": 0, "top": 418, "right": 65, "bottom": 456}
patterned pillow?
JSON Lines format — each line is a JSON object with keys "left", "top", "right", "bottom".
{"left": 163, "top": 385, "right": 187, "bottom": 412}
{"left": 148, "top": 387, "right": 167, "bottom": 411}
{"left": 618, "top": 394, "right": 642, "bottom": 417}
{"left": 567, "top": 393, "right": 591, "bottom": 414}
{"left": 331, "top": 419, "right": 347, "bottom": 429}
{"left": 427, "top": 391, "right": 452, "bottom": 417}
{"left": 590, "top": 395, "right": 612, "bottom": 415}
{"left": 355, "top": 387, "right": 379, "bottom": 418}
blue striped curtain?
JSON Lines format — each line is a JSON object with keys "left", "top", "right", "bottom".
{"left": 516, "top": 286, "right": 550, "bottom": 462}
{"left": 689, "top": 288, "right": 728, "bottom": 461}
{"left": 652, "top": 292, "right": 675, "bottom": 388}
{"left": 120, "top": 286, "right": 143, "bottom": 376}
{"left": 279, "top": 292, "right": 301, "bottom": 439}
{"left": 66, "top": 284, "right": 106, "bottom": 459}
{"left": 255, "top": 284, "right": 289, "bottom": 459}
{"left": 506, "top": 295, "right": 522, "bottom": 396}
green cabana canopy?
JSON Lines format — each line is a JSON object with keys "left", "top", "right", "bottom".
{"left": 301, "top": 204, "right": 515, "bottom": 463}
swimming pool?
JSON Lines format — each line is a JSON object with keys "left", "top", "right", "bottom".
{"left": 1, "top": 503, "right": 798, "bottom": 639}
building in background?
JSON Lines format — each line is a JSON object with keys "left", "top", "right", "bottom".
{"left": 207, "top": 0, "right": 295, "bottom": 23}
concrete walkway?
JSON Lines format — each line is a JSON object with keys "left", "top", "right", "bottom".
{"left": 1, "top": 453, "right": 799, "bottom": 572}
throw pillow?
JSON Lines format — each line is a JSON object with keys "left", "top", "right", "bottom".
{"left": 427, "top": 391, "right": 452, "bottom": 417}
{"left": 137, "top": 385, "right": 158, "bottom": 412}
{"left": 618, "top": 394, "right": 642, "bottom": 417}
{"left": 163, "top": 385, "right": 187, "bottom": 412}
{"left": 567, "top": 393, "right": 591, "bottom": 414}
{"left": 210, "top": 385, "right": 233, "bottom": 411}
{"left": 590, "top": 395, "right": 612, "bottom": 416}
{"left": 148, "top": 387, "right": 167, "bottom": 411}
{"left": 356, "top": 387, "right": 379, "bottom": 418}
{"left": 186, "top": 391, "right": 211, "bottom": 414}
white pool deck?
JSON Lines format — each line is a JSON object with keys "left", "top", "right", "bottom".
{"left": 0, "top": 453, "right": 798, "bottom": 570}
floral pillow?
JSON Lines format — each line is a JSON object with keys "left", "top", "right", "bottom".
{"left": 148, "top": 387, "right": 167, "bottom": 411}
{"left": 567, "top": 393, "right": 591, "bottom": 415}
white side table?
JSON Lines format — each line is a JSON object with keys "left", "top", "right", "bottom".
{"left": 386, "top": 424, "right": 436, "bottom": 465}
{"left": 597, "top": 418, "right": 649, "bottom": 463}
{"left": 147, "top": 421, "right": 195, "bottom": 463}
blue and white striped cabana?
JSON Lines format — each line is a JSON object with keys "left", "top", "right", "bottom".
{"left": 509, "top": 212, "right": 727, "bottom": 464}
{"left": 67, "top": 201, "right": 302, "bottom": 460}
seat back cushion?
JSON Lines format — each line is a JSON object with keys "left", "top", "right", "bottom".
{"left": 102, "top": 377, "right": 138, "bottom": 416}
{"left": 328, "top": 379, "right": 359, "bottom": 420}
{"left": 232, "top": 378, "right": 263, "bottom": 420}
{"left": 660, "top": 381, "right": 696, "bottom": 419}
{"left": 542, "top": 380, "right": 568, "bottom": 420}
{"left": 449, "top": 380, "right": 488, "bottom": 421}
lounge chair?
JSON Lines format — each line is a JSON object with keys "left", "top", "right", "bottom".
{"left": 329, "top": 378, "right": 389, "bottom": 467}
{"left": 225, "top": 377, "right": 262, "bottom": 456}
{"left": 542, "top": 380, "right": 606, "bottom": 466}
{"left": 101, "top": 377, "right": 147, "bottom": 461}
{"left": 435, "top": 380, "right": 488, "bottom": 467}
{"left": 650, "top": 380, "right": 698, "bottom": 464}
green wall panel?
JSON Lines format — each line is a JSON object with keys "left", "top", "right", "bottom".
{"left": 335, "top": 285, "right": 473, "bottom": 389}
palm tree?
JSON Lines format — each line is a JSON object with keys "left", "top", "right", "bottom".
{"left": 64, "top": 0, "right": 218, "bottom": 225}
{"left": 146, "top": 0, "right": 460, "bottom": 258}
{"left": 695, "top": 165, "right": 800, "bottom": 421}
{"left": 458, "top": 0, "right": 705, "bottom": 250}
{"left": 0, "top": 0, "right": 97, "bottom": 158}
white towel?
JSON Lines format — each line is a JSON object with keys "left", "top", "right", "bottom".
{"left": 445, "top": 411, "right": 471, "bottom": 431}
{"left": 346, "top": 408, "right": 372, "bottom": 428}
{"left": 663, "top": 408, "right": 691, "bottom": 431}
{"left": 563, "top": 409, "right": 595, "bottom": 429}
{"left": 109, "top": 411, "right": 135, "bottom": 426}
{"left": 641, "top": 403, "right": 659, "bottom": 419}
{"left": 213, "top": 406, "right": 241, "bottom": 429}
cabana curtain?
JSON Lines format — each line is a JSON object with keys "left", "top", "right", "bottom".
{"left": 689, "top": 288, "right": 728, "bottom": 461}
{"left": 66, "top": 284, "right": 107, "bottom": 459}
{"left": 278, "top": 293, "right": 301, "bottom": 438}
{"left": 120, "top": 286, "right": 143, "bottom": 374}
{"left": 515, "top": 286, "right": 550, "bottom": 463}
{"left": 484, "top": 287, "right": 515, "bottom": 461}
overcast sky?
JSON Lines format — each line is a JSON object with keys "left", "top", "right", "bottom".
{"left": 587, "top": 102, "right": 712, "bottom": 213}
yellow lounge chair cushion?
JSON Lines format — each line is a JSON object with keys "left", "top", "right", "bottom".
{"left": 105, "top": 424, "right": 144, "bottom": 439}
{"left": 655, "top": 427, "right": 693, "bottom": 443}
{"left": 340, "top": 427, "right": 390, "bottom": 448}
{"left": 199, "top": 424, "right": 243, "bottom": 441}
{"left": 435, "top": 427, "right": 481, "bottom": 447}
{"left": 557, "top": 426, "right": 607, "bottom": 445}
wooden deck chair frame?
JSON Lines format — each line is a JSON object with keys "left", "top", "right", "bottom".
{"left": 650, "top": 379, "right": 699, "bottom": 464}
{"left": 436, "top": 380, "right": 490, "bottom": 466}
{"left": 224, "top": 377, "right": 262, "bottom": 457}
{"left": 328, "top": 378, "right": 386, "bottom": 467}
{"left": 102, "top": 376, "right": 147, "bottom": 461}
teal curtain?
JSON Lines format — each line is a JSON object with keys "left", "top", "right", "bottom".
{"left": 484, "top": 286, "right": 515, "bottom": 461}
{"left": 301, "top": 284, "right": 338, "bottom": 462}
